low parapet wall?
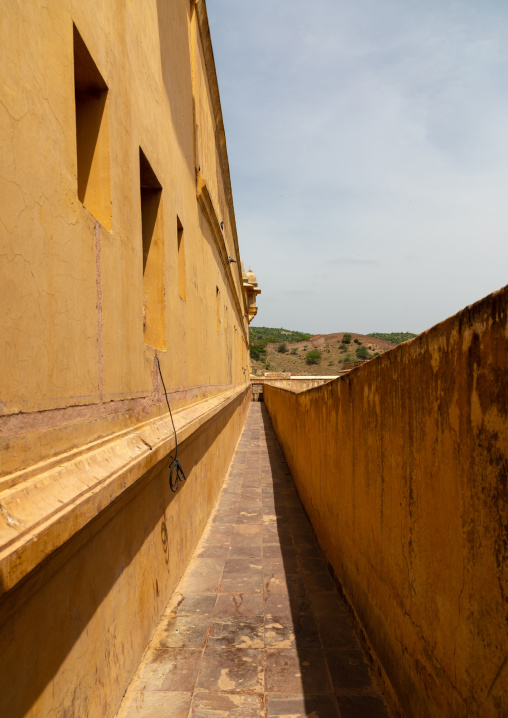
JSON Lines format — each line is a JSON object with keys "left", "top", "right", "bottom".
{"left": 264, "top": 285, "right": 508, "bottom": 717}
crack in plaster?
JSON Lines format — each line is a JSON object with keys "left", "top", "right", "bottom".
{"left": 485, "top": 655, "right": 507, "bottom": 702}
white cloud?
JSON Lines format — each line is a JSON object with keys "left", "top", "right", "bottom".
{"left": 208, "top": 0, "right": 508, "bottom": 334}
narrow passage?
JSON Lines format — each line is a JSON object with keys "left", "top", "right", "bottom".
{"left": 116, "top": 403, "right": 392, "bottom": 718}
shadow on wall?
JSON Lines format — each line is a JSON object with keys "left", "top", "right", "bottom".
{"left": 263, "top": 283, "right": 508, "bottom": 717}
{"left": 260, "top": 404, "right": 391, "bottom": 717}
{"left": 0, "top": 393, "right": 247, "bottom": 718}
{"left": 0, "top": 458, "right": 178, "bottom": 718}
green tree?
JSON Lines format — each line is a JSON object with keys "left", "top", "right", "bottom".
{"left": 306, "top": 349, "right": 321, "bottom": 365}
{"left": 249, "top": 343, "right": 267, "bottom": 361}
{"left": 356, "top": 345, "right": 370, "bottom": 359}
{"left": 342, "top": 333, "right": 351, "bottom": 344}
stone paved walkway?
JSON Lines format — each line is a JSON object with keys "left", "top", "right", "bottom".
{"left": 116, "top": 403, "right": 392, "bottom": 718}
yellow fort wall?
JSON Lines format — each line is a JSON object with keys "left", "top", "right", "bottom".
{"left": 0, "top": 1, "right": 251, "bottom": 715}
{"left": 264, "top": 285, "right": 508, "bottom": 718}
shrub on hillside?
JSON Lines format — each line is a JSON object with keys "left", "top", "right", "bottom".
{"left": 249, "top": 343, "right": 267, "bottom": 361}
{"left": 249, "top": 327, "right": 313, "bottom": 344}
{"left": 290, "top": 348, "right": 298, "bottom": 355}
{"left": 367, "top": 332, "right": 417, "bottom": 344}
{"left": 354, "top": 338, "right": 360, "bottom": 344}
{"left": 342, "top": 334, "right": 352, "bottom": 344}
{"left": 277, "top": 343, "right": 288, "bottom": 353}
{"left": 356, "top": 345, "right": 370, "bottom": 359}
{"left": 306, "top": 349, "right": 321, "bottom": 365}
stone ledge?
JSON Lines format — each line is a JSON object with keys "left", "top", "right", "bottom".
{"left": 0, "top": 384, "right": 249, "bottom": 598}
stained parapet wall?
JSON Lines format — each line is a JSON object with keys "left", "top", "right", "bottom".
{"left": 264, "top": 285, "right": 508, "bottom": 717}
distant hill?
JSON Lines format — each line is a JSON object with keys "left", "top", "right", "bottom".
{"left": 250, "top": 331, "right": 403, "bottom": 376}
{"left": 249, "top": 326, "right": 312, "bottom": 361}
{"left": 367, "top": 332, "right": 417, "bottom": 344}
{"left": 249, "top": 326, "right": 312, "bottom": 343}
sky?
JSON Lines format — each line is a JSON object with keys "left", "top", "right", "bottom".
{"left": 207, "top": 0, "right": 508, "bottom": 335}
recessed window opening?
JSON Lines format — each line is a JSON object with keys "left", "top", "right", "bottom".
{"left": 73, "top": 25, "right": 112, "bottom": 230}
{"left": 177, "top": 217, "right": 186, "bottom": 301}
{"left": 140, "top": 148, "right": 166, "bottom": 350}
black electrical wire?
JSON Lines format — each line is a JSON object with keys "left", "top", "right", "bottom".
{"left": 155, "top": 356, "right": 186, "bottom": 493}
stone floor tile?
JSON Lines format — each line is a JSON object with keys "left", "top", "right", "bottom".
{"left": 315, "top": 613, "right": 360, "bottom": 650}
{"left": 236, "top": 510, "right": 263, "bottom": 524}
{"left": 220, "top": 571, "right": 264, "bottom": 594}
{"left": 291, "top": 530, "right": 316, "bottom": 545}
{"left": 302, "top": 571, "right": 335, "bottom": 593}
{"left": 133, "top": 649, "right": 202, "bottom": 692}
{"left": 233, "top": 524, "right": 263, "bottom": 536}
{"left": 197, "top": 648, "right": 264, "bottom": 693}
{"left": 264, "top": 615, "right": 296, "bottom": 649}
{"left": 200, "top": 532, "right": 231, "bottom": 548}
{"left": 223, "top": 558, "right": 262, "bottom": 575}
{"left": 336, "top": 694, "right": 392, "bottom": 718}
{"left": 265, "top": 573, "right": 308, "bottom": 600}
{"left": 263, "top": 543, "right": 295, "bottom": 560}
{"left": 266, "top": 693, "right": 340, "bottom": 718}
{"left": 263, "top": 571, "right": 299, "bottom": 595}
{"left": 208, "top": 616, "right": 264, "bottom": 648}
{"left": 116, "top": 691, "right": 192, "bottom": 718}
{"left": 190, "top": 690, "right": 263, "bottom": 717}
{"left": 308, "top": 592, "right": 348, "bottom": 618}
{"left": 288, "top": 612, "right": 323, "bottom": 649}
{"left": 264, "top": 591, "right": 302, "bottom": 616}
{"left": 213, "top": 593, "right": 264, "bottom": 618}
{"left": 264, "top": 649, "right": 331, "bottom": 694}
{"left": 167, "top": 593, "right": 218, "bottom": 618}
{"left": 266, "top": 533, "right": 295, "bottom": 549}
{"left": 228, "top": 544, "right": 263, "bottom": 559}
{"left": 297, "top": 544, "right": 322, "bottom": 558}
{"left": 179, "top": 560, "right": 225, "bottom": 594}
{"left": 211, "top": 512, "right": 237, "bottom": 524}
{"left": 229, "top": 532, "right": 262, "bottom": 547}
{"left": 262, "top": 515, "right": 279, "bottom": 526}
{"left": 326, "top": 650, "right": 372, "bottom": 693}
{"left": 299, "top": 557, "right": 327, "bottom": 574}
{"left": 208, "top": 523, "right": 234, "bottom": 535}
{"left": 196, "top": 545, "right": 230, "bottom": 559}
{"left": 154, "top": 616, "right": 212, "bottom": 650}
{"left": 114, "top": 405, "right": 392, "bottom": 718}
{"left": 262, "top": 556, "right": 294, "bottom": 572}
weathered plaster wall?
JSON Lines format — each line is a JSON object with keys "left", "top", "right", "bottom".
{"left": 0, "top": 1, "right": 252, "bottom": 715}
{"left": 0, "top": 0, "right": 250, "bottom": 474}
{"left": 264, "top": 286, "right": 508, "bottom": 717}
